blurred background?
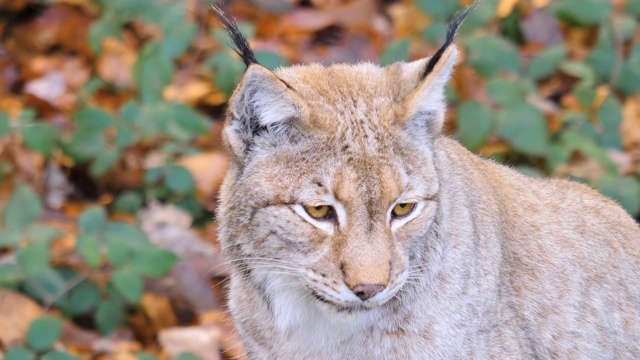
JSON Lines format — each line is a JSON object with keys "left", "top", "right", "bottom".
{"left": 0, "top": 0, "right": 638, "bottom": 359}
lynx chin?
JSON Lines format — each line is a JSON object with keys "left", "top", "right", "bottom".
{"left": 213, "top": 4, "right": 640, "bottom": 359}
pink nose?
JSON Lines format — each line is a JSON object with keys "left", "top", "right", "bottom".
{"left": 351, "top": 283, "right": 385, "bottom": 301}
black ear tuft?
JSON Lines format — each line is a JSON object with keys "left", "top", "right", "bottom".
{"left": 211, "top": 4, "right": 259, "bottom": 67}
{"left": 421, "top": 1, "right": 479, "bottom": 80}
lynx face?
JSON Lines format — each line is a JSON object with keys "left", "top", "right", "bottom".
{"left": 214, "top": 4, "right": 468, "bottom": 330}
{"left": 218, "top": 52, "right": 459, "bottom": 322}
{"left": 224, "top": 112, "right": 438, "bottom": 313}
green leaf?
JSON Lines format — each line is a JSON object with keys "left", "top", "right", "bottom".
{"left": 62, "top": 130, "right": 108, "bottom": 161}
{"left": 25, "top": 225, "right": 62, "bottom": 243}
{"left": 78, "top": 206, "right": 108, "bottom": 234}
{"left": 17, "top": 241, "right": 50, "bottom": 276}
{"left": 420, "top": 21, "right": 448, "bottom": 44}
{"left": 0, "top": 263, "right": 24, "bottom": 288}
{"left": 560, "top": 130, "right": 617, "bottom": 174}
{"left": 111, "top": 269, "right": 143, "bottom": 303}
{"left": 550, "top": 0, "right": 612, "bottom": 25}
{"left": 115, "top": 126, "right": 137, "bottom": 149}
{"left": 165, "top": 103, "right": 210, "bottom": 136}
{"left": 160, "top": 23, "right": 197, "bottom": 60}
{"left": 113, "top": 191, "right": 143, "bottom": 214}
{"left": 528, "top": 45, "right": 567, "bottom": 80}
{"left": 560, "top": 61, "right": 596, "bottom": 87}
{"left": 379, "top": 38, "right": 410, "bottom": 66}
{"left": 614, "top": 55, "right": 640, "bottom": 95}
{"left": 27, "top": 316, "right": 63, "bottom": 351}
{"left": 486, "top": 78, "right": 529, "bottom": 104}
{"left": 22, "top": 268, "right": 66, "bottom": 304}
{"left": 455, "top": 101, "right": 493, "bottom": 150}
{"left": 497, "top": 102, "right": 549, "bottom": 156}
{"left": 134, "top": 43, "right": 174, "bottom": 103}
{"left": 104, "top": 222, "right": 148, "bottom": 245}
{"left": 416, "top": 0, "right": 459, "bottom": 19}
{"left": 0, "top": 111, "right": 10, "bottom": 138}
{"left": 90, "top": 148, "right": 120, "bottom": 177}
{"left": 207, "top": 52, "right": 246, "bottom": 97}
{"left": 459, "top": 0, "right": 497, "bottom": 33}
{"left": 41, "top": 351, "right": 80, "bottom": 360}
{"left": 67, "top": 280, "right": 101, "bottom": 315}
{"left": 254, "top": 51, "right": 290, "bottom": 70}
{"left": 3, "top": 184, "right": 43, "bottom": 230}
{"left": 137, "top": 353, "right": 161, "bottom": 360}
{"left": 573, "top": 86, "right": 596, "bottom": 107}
{"left": 465, "top": 35, "right": 520, "bottom": 77}
{"left": 77, "top": 234, "right": 101, "bottom": 269}
{"left": 0, "top": 228, "right": 21, "bottom": 247}
{"left": 132, "top": 247, "right": 178, "bottom": 278}
{"left": 164, "top": 164, "right": 195, "bottom": 193}
{"left": 88, "top": 12, "right": 122, "bottom": 53}
{"left": 174, "top": 193, "right": 202, "bottom": 216}
{"left": 176, "top": 353, "right": 202, "bottom": 360}
{"left": 105, "top": 237, "right": 132, "bottom": 267}
{"left": 73, "top": 107, "right": 116, "bottom": 133}
{"left": 96, "top": 299, "right": 125, "bottom": 334}
{"left": 545, "top": 143, "right": 571, "bottom": 171}
{"left": 99, "top": 0, "right": 158, "bottom": 19}
{"left": 586, "top": 45, "right": 616, "bottom": 81}
{"left": 20, "top": 123, "right": 59, "bottom": 156}
{"left": 627, "top": 0, "right": 640, "bottom": 19}
{"left": 597, "top": 96, "right": 622, "bottom": 149}
{"left": 596, "top": 176, "right": 640, "bottom": 216}
{"left": 5, "top": 347, "right": 36, "bottom": 360}
{"left": 145, "top": 1, "right": 187, "bottom": 32}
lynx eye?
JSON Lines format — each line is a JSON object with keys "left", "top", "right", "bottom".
{"left": 391, "top": 202, "right": 416, "bottom": 218}
{"left": 304, "top": 205, "right": 333, "bottom": 220}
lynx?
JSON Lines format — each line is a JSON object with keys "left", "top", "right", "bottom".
{"left": 214, "top": 4, "right": 640, "bottom": 359}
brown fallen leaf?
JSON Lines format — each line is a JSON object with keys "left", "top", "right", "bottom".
{"left": 158, "top": 325, "right": 222, "bottom": 360}
{"left": 140, "top": 293, "right": 179, "bottom": 333}
{"left": 97, "top": 38, "right": 137, "bottom": 89}
{"left": 164, "top": 72, "right": 222, "bottom": 106}
{"left": 0, "top": 0, "right": 30, "bottom": 11}
{"left": 0, "top": 289, "right": 44, "bottom": 348}
{"left": 177, "top": 151, "right": 229, "bottom": 201}
{"left": 10, "top": 4, "right": 92, "bottom": 56}
{"left": 497, "top": 0, "right": 519, "bottom": 18}
{"left": 622, "top": 96, "right": 640, "bottom": 155}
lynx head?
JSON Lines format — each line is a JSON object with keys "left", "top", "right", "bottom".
{"left": 214, "top": 5, "right": 474, "bottom": 325}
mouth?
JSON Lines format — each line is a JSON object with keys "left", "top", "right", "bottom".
{"left": 309, "top": 290, "right": 374, "bottom": 313}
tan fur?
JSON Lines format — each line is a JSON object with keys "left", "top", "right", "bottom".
{"left": 217, "top": 46, "right": 640, "bottom": 359}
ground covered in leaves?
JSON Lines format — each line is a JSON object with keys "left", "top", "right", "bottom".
{"left": 0, "top": 0, "right": 639, "bottom": 359}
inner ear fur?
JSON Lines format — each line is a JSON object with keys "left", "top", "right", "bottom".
{"left": 224, "top": 65, "right": 308, "bottom": 161}
{"left": 402, "top": 46, "right": 459, "bottom": 138}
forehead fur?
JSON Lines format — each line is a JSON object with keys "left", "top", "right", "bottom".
{"left": 274, "top": 61, "right": 427, "bottom": 132}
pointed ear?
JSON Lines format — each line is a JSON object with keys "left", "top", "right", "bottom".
{"left": 402, "top": 46, "right": 459, "bottom": 139}
{"left": 224, "top": 65, "right": 307, "bottom": 161}
{"left": 402, "top": 3, "right": 476, "bottom": 140}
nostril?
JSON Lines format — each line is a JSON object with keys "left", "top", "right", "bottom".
{"left": 351, "top": 283, "right": 385, "bottom": 301}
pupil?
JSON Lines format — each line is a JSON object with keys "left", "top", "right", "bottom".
{"left": 315, "top": 206, "right": 323, "bottom": 211}
{"left": 400, "top": 204, "right": 406, "bottom": 208}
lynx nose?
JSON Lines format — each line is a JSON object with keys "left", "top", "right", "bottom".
{"left": 351, "top": 283, "right": 385, "bottom": 301}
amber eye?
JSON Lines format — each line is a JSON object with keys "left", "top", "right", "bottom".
{"left": 304, "top": 205, "right": 333, "bottom": 220}
{"left": 391, "top": 202, "right": 415, "bottom": 218}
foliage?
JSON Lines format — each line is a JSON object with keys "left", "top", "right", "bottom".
{"left": 5, "top": 316, "right": 78, "bottom": 360}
